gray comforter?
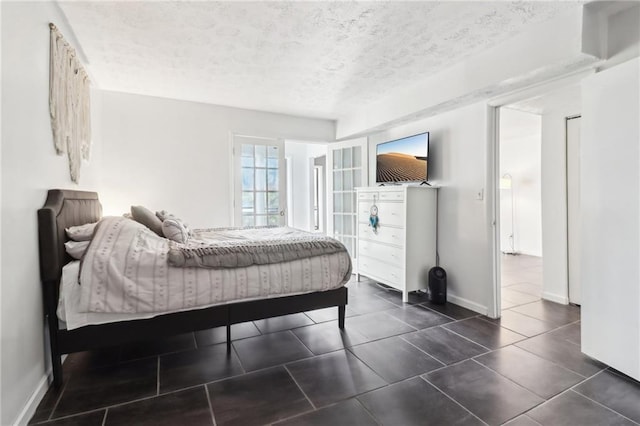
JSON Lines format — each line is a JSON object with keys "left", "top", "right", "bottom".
{"left": 168, "top": 226, "right": 348, "bottom": 269}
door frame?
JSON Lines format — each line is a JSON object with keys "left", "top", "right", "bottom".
{"left": 229, "top": 133, "right": 287, "bottom": 227}
{"left": 486, "top": 69, "right": 594, "bottom": 318}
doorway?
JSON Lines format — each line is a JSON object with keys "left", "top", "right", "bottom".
{"left": 493, "top": 81, "right": 583, "bottom": 316}
{"left": 498, "top": 107, "right": 544, "bottom": 310}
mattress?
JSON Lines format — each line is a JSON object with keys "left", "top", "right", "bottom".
{"left": 59, "top": 253, "right": 350, "bottom": 330}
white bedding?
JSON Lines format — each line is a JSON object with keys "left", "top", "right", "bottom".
{"left": 61, "top": 246, "right": 351, "bottom": 330}
{"left": 78, "top": 218, "right": 351, "bottom": 317}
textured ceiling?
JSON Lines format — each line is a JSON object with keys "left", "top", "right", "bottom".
{"left": 59, "top": 1, "right": 580, "bottom": 119}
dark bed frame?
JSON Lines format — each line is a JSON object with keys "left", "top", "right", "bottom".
{"left": 38, "top": 189, "right": 348, "bottom": 388}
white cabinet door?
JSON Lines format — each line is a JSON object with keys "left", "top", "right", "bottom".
{"left": 326, "top": 138, "right": 368, "bottom": 259}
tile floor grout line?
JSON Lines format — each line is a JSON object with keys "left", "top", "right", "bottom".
{"left": 34, "top": 407, "right": 107, "bottom": 425}
{"left": 567, "top": 388, "right": 640, "bottom": 425}
{"left": 419, "top": 375, "right": 490, "bottom": 426}
{"left": 469, "top": 358, "right": 550, "bottom": 401}
{"left": 46, "top": 370, "right": 72, "bottom": 421}
{"left": 379, "top": 310, "right": 419, "bottom": 331}
{"left": 287, "top": 327, "right": 319, "bottom": 356}
{"left": 101, "top": 409, "right": 108, "bottom": 426}
{"left": 203, "top": 384, "right": 217, "bottom": 426}
{"left": 417, "top": 304, "right": 464, "bottom": 322}
{"left": 354, "top": 398, "right": 384, "bottom": 426}
{"left": 397, "top": 334, "right": 447, "bottom": 367}
{"left": 474, "top": 314, "right": 557, "bottom": 340}
{"left": 229, "top": 341, "right": 247, "bottom": 374}
{"left": 268, "top": 406, "right": 320, "bottom": 425}
{"left": 438, "top": 324, "right": 494, "bottom": 352}
{"left": 283, "top": 364, "right": 317, "bottom": 411}
{"left": 511, "top": 342, "right": 590, "bottom": 380}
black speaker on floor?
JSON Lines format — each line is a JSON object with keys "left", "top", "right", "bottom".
{"left": 428, "top": 267, "right": 447, "bottom": 304}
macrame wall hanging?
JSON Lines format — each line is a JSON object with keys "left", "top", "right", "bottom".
{"left": 49, "top": 23, "right": 91, "bottom": 184}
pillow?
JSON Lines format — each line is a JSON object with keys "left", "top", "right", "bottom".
{"left": 65, "top": 222, "right": 97, "bottom": 241}
{"left": 64, "top": 240, "right": 90, "bottom": 260}
{"left": 131, "top": 205, "right": 164, "bottom": 236}
{"left": 155, "top": 210, "right": 175, "bottom": 222}
{"left": 162, "top": 218, "right": 189, "bottom": 244}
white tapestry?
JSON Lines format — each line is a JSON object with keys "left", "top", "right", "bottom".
{"left": 49, "top": 23, "right": 91, "bottom": 184}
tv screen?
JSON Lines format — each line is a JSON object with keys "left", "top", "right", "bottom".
{"left": 376, "top": 132, "right": 429, "bottom": 183}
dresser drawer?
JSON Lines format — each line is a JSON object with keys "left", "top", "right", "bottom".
{"left": 358, "top": 223, "right": 405, "bottom": 246}
{"left": 359, "top": 240, "right": 403, "bottom": 267}
{"left": 358, "top": 201, "right": 374, "bottom": 223}
{"left": 358, "top": 191, "right": 378, "bottom": 201}
{"left": 379, "top": 191, "right": 404, "bottom": 201}
{"left": 359, "top": 255, "right": 403, "bottom": 286}
{"left": 378, "top": 202, "right": 405, "bottom": 227}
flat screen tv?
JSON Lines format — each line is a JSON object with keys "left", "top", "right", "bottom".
{"left": 376, "top": 132, "right": 429, "bottom": 184}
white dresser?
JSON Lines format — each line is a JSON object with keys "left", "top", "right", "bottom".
{"left": 356, "top": 186, "right": 437, "bottom": 302}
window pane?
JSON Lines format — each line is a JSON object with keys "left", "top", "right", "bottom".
{"left": 255, "top": 215, "right": 267, "bottom": 226}
{"left": 343, "top": 193, "right": 352, "bottom": 213}
{"left": 267, "top": 192, "right": 279, "bottom": 212}
{"left": 267, "top": 158, "right": 278, "bottom": 168}
{"left": 334, "top": 193, "right": 342, "bottom": 213}
{"left": 353, "top": 171, "right": 362, "bottom": 188}
{"left": 242, "top": 192, "right": 254, "bottom": 213}
{"left": 267, "top": 168, "right": 278, "bottom": 190}
{"left": 241, "top": 156, "right": 254, "bottom": 167}
{"left": 255, "top": 191, "right": 267, "bottom": 214}
{"left": 343, "top": 170, "right": 353, "bottom": 191}
{"left": 343, "top": 214, "right": 352, "bottom": 234}
{"left": 255, "top": 168, "right": 267, "bottom": 191}
{"left": 353, "top": 146, "right": 361, "bottom": 167}
{"left": 333, "top": 171, "right": 342, "bottom": 191}
{"left": 255, "top": 145, "right": 267, "bottom": 167}
{"left": 241, "top": 144, "right": 254, "bottom": 156}
{"left": 267, "top": 145, "right": 279, "bottom": 158}
{"left": 333, "top": 150, "right": 342, "bottom": 169}
{"left": 242, "top": 168, "right": 254, "bottom": 190}
{"left": 334, "top": 214, "right": 342, "bottom": 235}
{"left": 342, "top": 147, "right": 352, "bottom": 168}
{"left": 268, "top": 215, "right": 279, "bottom": 226}
{"left": 242, "top": 215, "right": 254, "bottom": 227}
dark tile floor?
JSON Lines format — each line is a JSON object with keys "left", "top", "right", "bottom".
{"left": 30, "top": 277, "right": 640, "bottom": 426}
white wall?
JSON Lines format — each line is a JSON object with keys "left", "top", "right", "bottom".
{"left": 499, "top": 108, "right": 542, "bottom": 257}
{"left": 1, "top": 3, "right": 103, "bottom": 424}
{"left": 368, "top": 102, "right": 493, "bottom": 315}
{"left": 284, "top": 141, "right": 327, "bottom": 231}
{"left": 99, "top": 91, "right": 334, "bottom": 228}
{"left": 580, "top": 58, "right": 639, "bottom": 381}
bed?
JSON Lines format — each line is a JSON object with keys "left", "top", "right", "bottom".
{"left": 38, "top": 189, "right": 349, "bottom": 388}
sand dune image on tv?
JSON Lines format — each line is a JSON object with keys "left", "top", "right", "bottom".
{"left": 376, "top": 152, "right": 428, "bottom": 182}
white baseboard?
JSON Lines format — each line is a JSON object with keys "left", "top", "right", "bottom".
{"left": 13, "top": 372, "right": 50, "bottom": 426}
{"left": 542, "top": 291, "right": 569, "bottom": 305}
{"left": 446, "top": 293, "right": 488, "bottom": 316}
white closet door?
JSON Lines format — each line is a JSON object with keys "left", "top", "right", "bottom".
{"left": 233, "top": 135, "right": 286, "bottom": 227}
{"left": 327, "top": 138, "right": 368, "bottom": 260}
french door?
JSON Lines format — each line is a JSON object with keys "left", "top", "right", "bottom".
{"left": 327, "top": 138, "right": 368, "bottom": 259}
{"left": 233, "top": 135, "right": 286, "bottom": 227}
